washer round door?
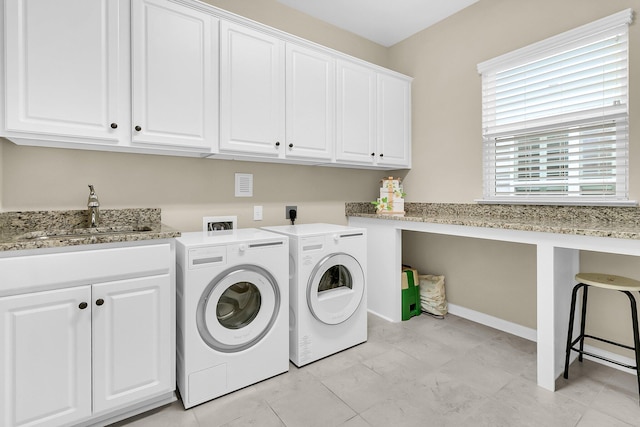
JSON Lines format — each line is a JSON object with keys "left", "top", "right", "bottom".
{"left": 307, "top": 252, "right": 365, "bottom": 325}
{"left": 196, "top": 265, "right": 280, "bottom": 353}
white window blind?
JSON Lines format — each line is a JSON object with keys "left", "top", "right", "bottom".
{"left": 477, "top": 9, "right": 633, "bottom": 204}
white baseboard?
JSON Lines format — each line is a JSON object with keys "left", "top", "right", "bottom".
{"left": 448, "top": 303, "right": 537, "bottom": 342}
{"left": 448, "top": 304, "right": 637, "bottom": 375}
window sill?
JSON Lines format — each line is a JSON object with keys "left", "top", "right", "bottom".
{"left": 475, "top": 199, "right": 638, "bottom": 207}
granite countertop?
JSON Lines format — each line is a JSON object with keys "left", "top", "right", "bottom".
{"left": 0, "top": 208, "right": 181, "bottom": 252}
{"left": 346, "top": 202, "right": 640, "bottom": 240}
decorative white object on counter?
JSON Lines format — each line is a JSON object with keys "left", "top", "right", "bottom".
{"left": 373, "top": 176, "right": 405, "bottom": 216}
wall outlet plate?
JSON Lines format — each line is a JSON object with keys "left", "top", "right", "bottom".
{"left": 286, "top": 205, "right": 297, "bottom": 219}
{"left": 203, "top": 216, "right": 237, "bottom": 232}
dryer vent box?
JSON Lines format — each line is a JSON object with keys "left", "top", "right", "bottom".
{"left": 235, "top": 173, "right": 253, "bottom": 197}
{"left": 203, "top": 216, "right": 237, "bottom": 232}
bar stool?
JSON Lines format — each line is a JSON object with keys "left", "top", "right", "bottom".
{"left": 564, "top": 273, "right": 640, "bottom": 402}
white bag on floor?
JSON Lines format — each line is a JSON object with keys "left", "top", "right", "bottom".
{"left": 419, "top": 275, "right": 447, "bottom": 316}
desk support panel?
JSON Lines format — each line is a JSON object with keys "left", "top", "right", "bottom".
{"left": 536, "top": 245, "right": 579, "bottom": 391}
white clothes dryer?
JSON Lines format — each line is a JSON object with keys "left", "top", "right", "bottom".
{"left": 262, "top": 224, "right": 367, "bottom": 367}
{"left": 175, "top": 229, "right": 289, "bottom": 408}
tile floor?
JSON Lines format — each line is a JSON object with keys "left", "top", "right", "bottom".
{"left": 112, "top": 313, "right": 640, "bottom": 427}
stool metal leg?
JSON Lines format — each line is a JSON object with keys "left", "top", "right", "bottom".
{"left": 623, "top": 291, "right": 640, "bottom": 402}
{"left": 564, "top": 283, "right": 584, "bottom": 379}
{"left": 578, "top": 285, "right": 589, "bottom": 362}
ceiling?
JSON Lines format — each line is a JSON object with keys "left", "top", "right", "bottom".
{"left": 276, "top": 0, "right": 480, "bottom": 47}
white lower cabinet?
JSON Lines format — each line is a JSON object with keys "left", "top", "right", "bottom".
{"left": 92, "top": 274, "right": 173, "bottom": 414}
{"left": 0, "top": 243, "right": 175, "bottom": 427}
{"left": 0, "top": 286, "right": 92, "bottom": 427}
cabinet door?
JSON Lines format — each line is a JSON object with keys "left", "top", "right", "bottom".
{"left": 0, "top": 286, "right": 92, "bottom": 427}
{"left": 92, "top": 274, "right": 173, "bottom": 414}
{"left": 131, "top": 0, "right": 218, "bottom": 151}
{"left": 376, "top": 73, "right": 412, "bottom": 168}
{"left": 4, "top": 0, "right": 127, "bottom": 143}
{"left": 285, "top": 44, "right": 335, "bottom": 161}
{"left": 219, "top": 21, "right": 285, "bottom": 156}
{"left": 336, "top": 60, "right": 376, "bottom": 164}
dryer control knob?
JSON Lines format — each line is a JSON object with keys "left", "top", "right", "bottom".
{"left": 239, "top": 243, "right": 246, "bottom": 252}
{"left": 333, "top": 234, "right": 340, "bottom": 242}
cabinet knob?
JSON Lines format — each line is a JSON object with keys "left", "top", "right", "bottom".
{"left": 288, "top": 143, "right": 294, "bottom": 148}
{"left": 379, "top": 153, "right": 384, "bottom": 157}
{"left": 79, "top": 302, "right": 88, "bottom": 310}
{"left": 110, "top": 123, "right": 118, "bottom": 129}
{"left": 275, "top": 142, "right": 280, "bottom": 147}
{"left": 371, "top": 152, "right": 375, "bottom": 156}
{"left": 134, "top": 125, "right": 142, "bottom": 132}
{"left": 96, "top": 298, "right": 105, "bottom": 306}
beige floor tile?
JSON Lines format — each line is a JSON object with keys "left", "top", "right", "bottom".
{"left": 493, "top": 377, "right": 587, "bottom": 426}
{"left": 190, "top": 384, "right": 266, "bottom": 427}
{"left": 321, "top": 363, "right": 402, "bottom": 413}
{"left": 108, "top": 401, "right": 198, "bottom": 427}
{"left": 269, "top": 381, "right": 356, "bottom": 427}
{"left": 359, "top": 397, "right": 447, "bottom": 427}
{"left": 402, "top": 369, "right": 490, "bottom": 423}
{"left": 437, "top": 354, "right": 516, "bottom": 395}
{"left": 461, "top": 397, "right": 551, "bottom": 427}
{"left": 555, "top": 369, "right": 606, "bottom": 405}
{"left": 218, "top": 400, "right": 284, "bottom": 427}
{"left": 338, "top": 415, "right": 372, "bottom": 427}
{"left": 361, "top": 347, "right": 435, "bottom": 386}
{"left": 113, "top": 312, "right": 635, "bottom": 427}
{"left": 466, "top": 336, "right": 536, "bottom": 377}
{"left": 445, "top": 315, "right": 504, "bottom": 341}
{"left": 590, "top": 384, "right": 640, "bottom": 426}
{"left": 576, "top": 409, "right": 634, "bottom": 427}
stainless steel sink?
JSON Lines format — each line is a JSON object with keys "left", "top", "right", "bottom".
{"left": 15, "top": 225, "right": 154, "bottom": 241}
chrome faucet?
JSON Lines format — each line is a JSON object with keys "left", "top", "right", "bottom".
{"left": 87, "top": 185, "right": 100, "bottom": 228}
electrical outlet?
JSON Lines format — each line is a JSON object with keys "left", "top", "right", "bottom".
{"left": 286, "top": 205, "right": 297, "bottom": 219}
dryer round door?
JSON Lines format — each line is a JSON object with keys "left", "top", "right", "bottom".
{"left": 196, "top": 265, "right": 280, "bottom": 353}
{"left": 307, "top": 252, "right": 364, "bottom": 325}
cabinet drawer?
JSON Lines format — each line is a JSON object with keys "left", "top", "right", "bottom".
{"left": 0, "top": 243, "right": 172, "bottom": 296}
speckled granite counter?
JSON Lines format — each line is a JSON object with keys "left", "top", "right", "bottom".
{"left": 0, "top": 208, "right": 180, "bottom": 251}
{"left": 346, "top": 202, "right": 640, "bottom": 240}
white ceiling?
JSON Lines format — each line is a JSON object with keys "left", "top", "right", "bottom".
{"left": 276, "top": 0, "right": 480, "bottom": 47}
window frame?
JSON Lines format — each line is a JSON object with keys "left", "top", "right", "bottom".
{"left": 477, "top": 9, "right": 634, "bottom": 206}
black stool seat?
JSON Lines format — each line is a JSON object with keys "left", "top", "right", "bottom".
{"left": 564, "top": 273, "right": 640, "bottom": 403}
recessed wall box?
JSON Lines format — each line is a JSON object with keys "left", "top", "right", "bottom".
{"left": 202, "top": 216, "right": 237, "bottom": 232}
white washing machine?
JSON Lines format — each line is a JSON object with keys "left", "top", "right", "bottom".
{"left": 262, "top": 224, "right": 367, "bottom": 367}
{"left": 175, "top": 229, "right": 289, "bottom": 408}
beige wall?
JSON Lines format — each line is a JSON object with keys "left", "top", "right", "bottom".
{"left": 0, "top": 143, "right": 382, "bottom": 230}
{"left": 201, "top": 0, "right": 389, "bottom": 68}
{"left": 2, "top": 0, "right": 639, "bottom": 356}
{"left": 395, "top": 0, "right": 640, "bottom": 357}
{"left": 0, "top": 0, "right": 389, "bottom": 230}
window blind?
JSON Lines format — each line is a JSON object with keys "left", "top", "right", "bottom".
{"left": 478, "top": 9, "right": 633, "bottom": 204}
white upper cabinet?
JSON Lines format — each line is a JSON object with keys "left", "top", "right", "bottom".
{"left": 219, "top": 32, "right": 336, "bottom": 162}
{"left": 336, "top": 60, "right": 377, "bottom": 164}
{"left": 219, "top": 21, "right": 285, "bottom": 156}
{"left": 3, "top": 0, "right": 128, "bottom": 144}
{"left": 1, "top": 0, "right": 411, "bottom": 168}
{"left": 336, "top": 62, "right": 411, "bottom": 168}
{"left": 131, "top": 0, "right": 218, "bottom": 151}
{"left": 376, "top": 72, "right": 412, "bottom": 168}
{"left": 285, "top": 43, "right": 335, "bottom": 161}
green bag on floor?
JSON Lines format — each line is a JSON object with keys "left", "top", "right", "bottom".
{"left": 419, "top": 274, "right": 447, "bottom": 316}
